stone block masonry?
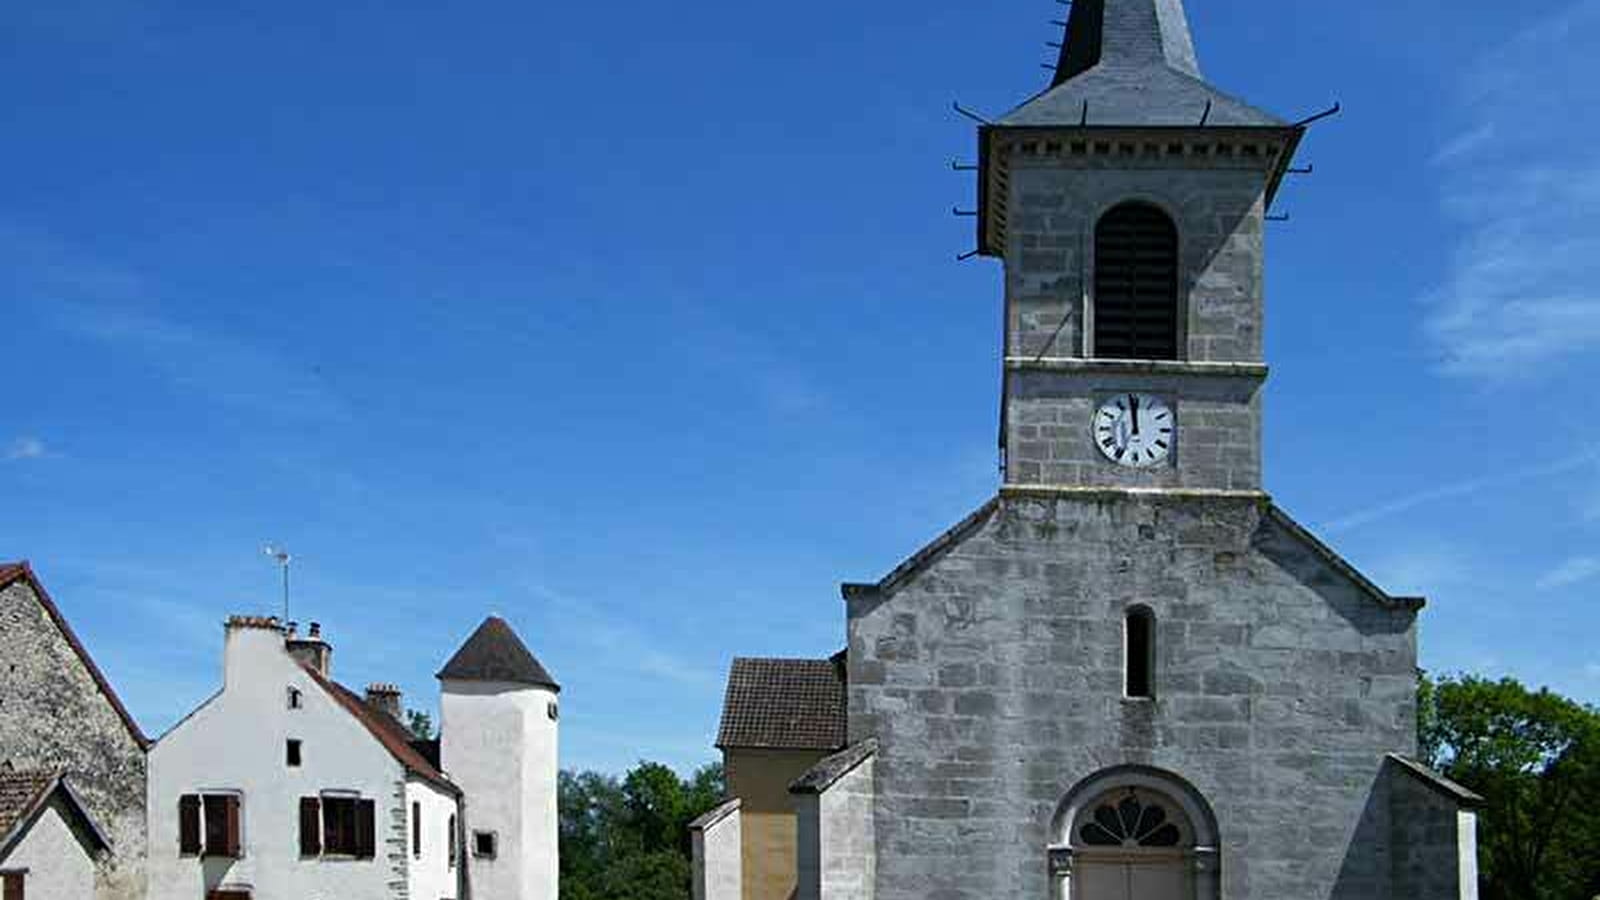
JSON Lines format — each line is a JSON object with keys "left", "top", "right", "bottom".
{"left": 844, "top": 493, "right": 1422, "bottom": 900}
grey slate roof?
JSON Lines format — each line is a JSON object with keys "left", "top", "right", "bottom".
{"left": 437, "top": 616, "right": 559, "bottom": 691}
{"left": 1387, "top": 754, "right": 1486, "bottom": 808}
{"left": 715, "top": 657, "right": 847, "bottom": 752}
{"left": 1000, "top": 0, "right": 1284, "bottom": 127}
{"left": 790, "top": 738, "right": 878, "bottom": 794}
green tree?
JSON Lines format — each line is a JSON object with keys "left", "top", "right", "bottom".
{"left": 1419, "top": 673, "right": 1600, "bottom": 900}
{"left": 560, "top": 760, "right": 725, "bottom": 900}
{"left": 406, "top": 709, "right": 436, "bottom": 740}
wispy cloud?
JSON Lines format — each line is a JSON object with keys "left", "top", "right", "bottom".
{"left": 4, "top": 436, "right": 47, "bottom": 461}
{"left": 1424, "top": 0, "right": 1600, "bottom": 378}
{"left": 1322, "top": 450, "right": 1597, "bottom": 533}
{"left": 50, "top": 300, "right": 346, "bottom": 422}
{"left": 1536, "top": 556, "right": 1600, "bottom": 591}
{"left": 2, "top": 223, "right": 345, "bottom": 422}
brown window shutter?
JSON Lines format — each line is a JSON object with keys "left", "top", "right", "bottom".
{"left": 202, "top": 795, "right": 225, "bottom": 857}
{"left": 355, "top": 799, "right": 377, "bottom": 859}
{"left": 179, "top": 795, "right": 202, "bottom": 856}
{"left": 223, "top": 796, "right": 242, "bottom": 858}
{"left": 299, "top": 797, "right": 322, "bottom": 857}
{"left": 3, "top": 872, "right": 24, "bottom": 900}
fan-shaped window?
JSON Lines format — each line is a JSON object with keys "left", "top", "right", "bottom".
{"left": 1094, "top": 203, "right": 1180, "bottom": 360}
{"left": 1075, "top": 787, "right": 1189, "bottom": 849}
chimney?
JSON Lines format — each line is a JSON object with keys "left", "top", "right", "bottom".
{"left": 285, "top": 620, "right": 333, "bottom": 678}
{"left": 364, "top": 683, "right": 404, "bottom": 722}
{"left": 224, "top": 615, "right": 286, "bottom": 691}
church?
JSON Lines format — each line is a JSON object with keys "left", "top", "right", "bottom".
{"left": 695, "top": 1, "right": 1482, "bottom": 899}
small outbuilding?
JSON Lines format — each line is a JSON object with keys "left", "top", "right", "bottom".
{"left": 0, "top": 770, "right": 113, "bottom": 900}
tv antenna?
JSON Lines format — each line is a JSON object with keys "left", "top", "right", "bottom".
{"left": 263, "top": 545, "right": 292, "bottom": 622}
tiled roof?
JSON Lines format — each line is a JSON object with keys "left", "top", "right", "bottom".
{"left": 716, "top": 657, "right": 847, "bottom": 752}
{"left": 437, "top": 616, "right": 558, "bottom": 690}
{"left": 0, "top": 771, "right": 110, "bottom": 856}
{"left": 0, "top": 562, "right": 150, "bottom": 749}
{"left": 0, "top": 771, "right": 55, "bottom": 839}
{"left": 298, "top": 664, "right": 460, "bottom": 797}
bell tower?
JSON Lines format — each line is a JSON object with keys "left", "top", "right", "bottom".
{"left": 977, "top": 0, "right": 1303, "bottom": 493}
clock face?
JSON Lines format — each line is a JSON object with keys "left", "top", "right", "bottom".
{"left": 1094, "top": 393, "right": 1174, "bottom": 468}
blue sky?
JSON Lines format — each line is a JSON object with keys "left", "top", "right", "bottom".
{"left": 3, "top": 0, "right": 1598, "bottom": 775}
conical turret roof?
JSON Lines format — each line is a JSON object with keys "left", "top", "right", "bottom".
{"left": 1000, "top": 0, "right": 1284, "bottom": 127}
{"left": 437, "top": 616, "right": 559, "bottom": 691}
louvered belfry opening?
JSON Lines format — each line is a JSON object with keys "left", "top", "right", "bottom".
{"left": 1093, "top": 202, "right": 1180, "bottom": 360}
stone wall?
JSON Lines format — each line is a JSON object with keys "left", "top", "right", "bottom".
{"left": 1005, "top": 362, "right": 1264, "bottom": 491}
{"left": 1388, "top": 759, "right": 1479, "bottom": 900}
{"left": 997, "top": 134, "right": 1276, "bottom": 494}
{"left": 0, "top": 576, "right": 147, "bottom": 900}
{"left": 845, "top": 493, "right": 1420, "bottom": 900}
{"left": 793, "top": 748, "right": 876, "bottom": 900}
{"left": 1001, "top": 141, "right": 1273, "bottom": 364}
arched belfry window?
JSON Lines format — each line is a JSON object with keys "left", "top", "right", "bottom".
{"left": 1094, "top": 203, "right": 1180, "bottom": 360}
{"left": 1126, "top": 607, "right": 1155, "bottom": 699}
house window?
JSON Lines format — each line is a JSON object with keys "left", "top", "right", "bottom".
{"left": 1093, "top": 202, "right": 1180, "bottom": 360}
{"left": 286, "top": 740, "right": 302, "bottom": 767}
{"left": 2, "top": 871, "right": 24, "bottom": 900}
{"left": 473, "top": 830, "right": 497, "bottom": 859}
{"left": 412, "top": 801, "right": 422, "bottom": 857}
{"left": 548, "top": 699, "right": 559, "bottom": 721}
{"left": 316, "top": 796, "right": 377, "bottom": 859}
{"left": 287, "top": 687, "right": 303, "bottom": 710}
{"left": 179, "top": 793, "right": 241, "bottom": 858}
{"left": 448, "top": 814, "right": 458, "bottom": 868}
{"left": 1125, "top": 607, "right": 1156, "bottom": 699}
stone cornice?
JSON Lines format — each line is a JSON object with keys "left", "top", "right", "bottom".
{"left": 1000, "top": 484, "right": 1270, "bottom": 504}
{"left": 1005, "top": 357, "right": 1268, "bottom": 379}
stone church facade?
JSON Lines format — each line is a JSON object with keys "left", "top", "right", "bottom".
{"left": 700, "top": 1, "right": 1483, "bottom": 899}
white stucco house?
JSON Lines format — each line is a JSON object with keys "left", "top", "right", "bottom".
{"left": 0, "top": 771, "right": 113, "bottom": 900}
{"left": 146, "top": 613, "right": 559, "bottom": 900}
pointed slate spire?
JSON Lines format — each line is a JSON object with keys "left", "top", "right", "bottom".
{"left": 1002, "top": 0, "right": 1281, "bottom": 127}
{"left": 1054, "top": 0, "right": 1200, "bottom": 85}
{"left": 437, "top": 616, "right": 560, "bottom": 691}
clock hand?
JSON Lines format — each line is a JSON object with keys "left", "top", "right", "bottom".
{"left": 1129, "top": 395, "right": 1140, "bottom": 437}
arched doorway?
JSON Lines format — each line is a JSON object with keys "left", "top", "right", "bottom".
{"left": 1047, "top": 767, "right": 1219, "bottom": 900}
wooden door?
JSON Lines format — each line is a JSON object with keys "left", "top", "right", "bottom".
{"left": 1073, "top": 856, "right": 1188, "bottom": 900}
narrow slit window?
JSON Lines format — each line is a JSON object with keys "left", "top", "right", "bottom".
{"left": 412, "top": 802, "right": 422, "bottom": 856}
{"left": 1094, "top": 202, "right": 1180, "bottom": 360}
{"left": 286, "top": 740, "right": 302, "bottom": 768}
{"left": 1126, "top": 607, "right": 1155, "bottom": 698}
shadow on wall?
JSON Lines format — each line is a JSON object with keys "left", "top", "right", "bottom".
{"left": 1330, "top": 765, "right": 1391, "bottom": 900}
{"left": 1251, "top": 514, "right": 1413, "bottom": 639}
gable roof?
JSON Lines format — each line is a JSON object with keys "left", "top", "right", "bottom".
{"left": 437, "top": 616, "right": 559, "bottom": 691}
{"left": 1261, "top": 506, "right": 1426, "bottom": 612}
{"left": 1387, "top": 754, "right": 1485, "bottom": 809}
{"left": 0, "top": 562, "right": 150, "bottom": 749}
{"left": 298, "top": 663, "right": 460, "bottom": 797}
{"left": 0, "top": 771, "right": 111, "bottom": 858}
{"left": 842, "top": 497, "right": 1000, "bottom": 602}
{"left": 716, "top": 657, "right": 847, "bottom": 752}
